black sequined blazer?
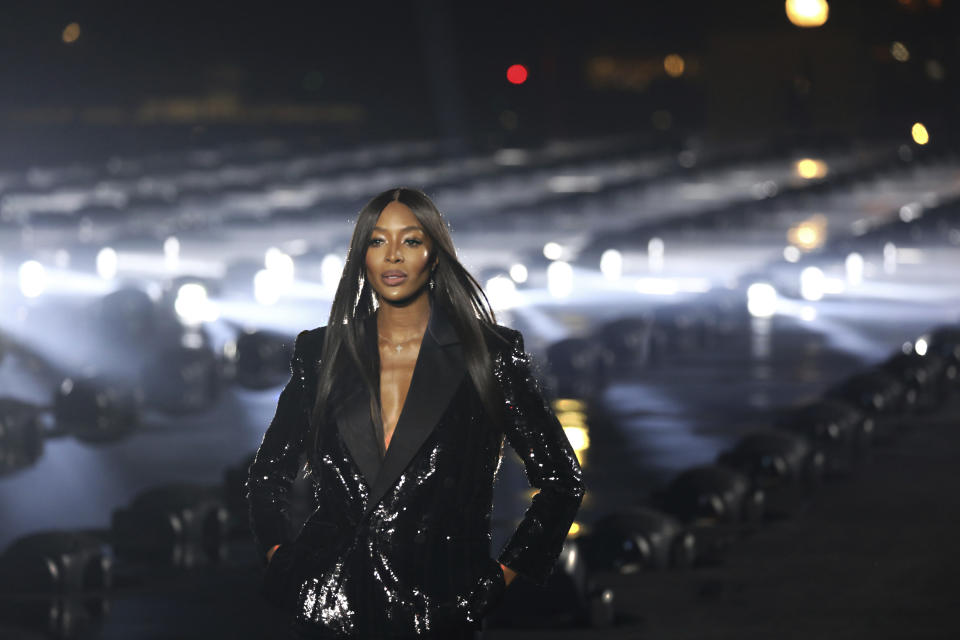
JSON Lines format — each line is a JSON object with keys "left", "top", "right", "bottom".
{"left": 245, "top": 301, "right": 584, "bottom": 638}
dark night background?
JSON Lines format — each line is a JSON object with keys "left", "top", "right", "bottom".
{"left": 1, "top": 0, "right": 956, "bottom": 163}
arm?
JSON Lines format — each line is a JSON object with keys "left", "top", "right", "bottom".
{"left": 495, "top": 329, "right": 585, "bottom": 586}
{"left": 244, "top": 329, "right": 313, "bottom": 564}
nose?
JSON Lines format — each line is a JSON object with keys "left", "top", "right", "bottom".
{"left": 385, "top": 241, "right": 402, "bottom": 263}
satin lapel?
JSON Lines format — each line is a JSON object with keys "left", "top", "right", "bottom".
{"left": 333, "top": 386, "right": 382, "bottom": 490}
{"left": 363, "top": 301, "right": 464, "bottom": 517}
{"left": 333, "top": 312, "right": 383, "bottom": 489}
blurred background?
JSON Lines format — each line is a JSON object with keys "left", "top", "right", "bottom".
{"left": 1, "top": 0, "right": 959, "bottom": 638}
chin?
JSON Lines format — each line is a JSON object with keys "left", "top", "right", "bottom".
{"left": 378, "top": 284, "right": 428, "bottom": 304}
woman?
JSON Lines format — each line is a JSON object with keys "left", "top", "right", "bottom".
{"left": 245, "top": 187, "right": 584, "bottom": 639}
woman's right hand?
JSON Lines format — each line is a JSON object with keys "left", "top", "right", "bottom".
{"left": 266, "top": 543, "right": 282, "bottom": 564}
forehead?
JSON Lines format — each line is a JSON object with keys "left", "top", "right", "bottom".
{"left": 374, "top": 201, "right": 421, "bottom": 229}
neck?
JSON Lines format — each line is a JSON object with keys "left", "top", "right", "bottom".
{"left": 376, "top": 291, "right": 431, "bottom": 341}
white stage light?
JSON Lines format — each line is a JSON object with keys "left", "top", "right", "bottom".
{"left": 636, "top": 277, "right": 678, "bottom": 295}
{"left": 265, "top": 247, "right": 295, "bottom": 275}
{"left": 783, "top": 246, "right": 801, "bottom": 262}
{"left": 648, "top": 237, "right": 664, "bottom": 272}
{"left": 600, "top": 249, "right": 622, "bottom": 281}
{"left": 19, "top": 261, "right": 46, "bottom": 298}
{"left": 174, "top": 282, "right": 218, "bottom": 324}
{"left": 96, "top": 247, "right": 118, "bottom": 279}
{"left": 543, "top": 242, "right": 564, "bottom": 260}
{"left": 547, "top": 260, "right": 573, "bottom": 298}
{"left": 747, "top": 282, "right": 777, "bottom": 318}
{"left": 254, "top": 269, "right": 282, "bottom": 306}
{"left": 321, "top": 253, "right": 344, "bottom": 290}
{"left": 485, "top": 275, "right": 519, "bottom": 310}
{"left": 164, "top": 236, "right": 180, "bottom": 270}
{"left": 265, "top": 247, "right": 295, "bottom": 293}
{"left": 509, "top": 263, "right": 528, "bottom": 283}
{"left": 845, "top": 252, "right": 864, "bottom": 285}
{"left": 883, "top": 242, "right": 897, "bottom": 274}
{"left": 800, "top": 266, "right": 825, "bottom": 301}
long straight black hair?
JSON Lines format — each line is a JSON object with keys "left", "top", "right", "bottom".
{"left": 306, "top": 187, "right": 509, "bottom": 470}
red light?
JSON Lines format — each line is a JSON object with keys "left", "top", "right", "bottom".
{"left": 506, "top": 64, "right": 528, "bottom": 85}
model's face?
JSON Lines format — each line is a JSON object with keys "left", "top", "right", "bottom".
{"left": 364, "top": 201, "right": 437, "bottom": 304}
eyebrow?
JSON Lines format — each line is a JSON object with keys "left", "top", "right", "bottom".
{"left": 371, "top": 225, "right": 423, "bottom": 232}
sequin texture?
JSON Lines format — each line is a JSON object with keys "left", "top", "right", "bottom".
{"left": 245, "top": 305, "right": 584, "bottom": 638}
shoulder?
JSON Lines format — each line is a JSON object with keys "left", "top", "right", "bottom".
{"left": 484, "top": 323, "right": 524, "bottom": 355}
{"left": 292, "top": 325, "right": 327, "bottom": 357}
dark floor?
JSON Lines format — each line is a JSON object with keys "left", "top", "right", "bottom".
{"left": 4, "top": 399, "right": 954, "bottom": 639}
{"left": 487, "top": 400, "right": 960, "bottom": 640}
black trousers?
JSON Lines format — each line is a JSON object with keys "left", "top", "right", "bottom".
{"left": 287, "top": 618, "right": 483, "bottom": 640}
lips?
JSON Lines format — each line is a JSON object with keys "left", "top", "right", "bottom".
{"left": 381, "top": 271, "right": 408, "bottom": 286}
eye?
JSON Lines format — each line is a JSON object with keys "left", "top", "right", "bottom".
{"left": 405, "top": 238, "right": 423, "bottom": 246}
{"left": 368, "top": 238, "right": 383, "bottom": 246}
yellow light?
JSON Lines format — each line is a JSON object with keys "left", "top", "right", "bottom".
{"left": 796, "top": 226, "right": 817, "bottom": 246}
{"left": 553, "top": 398, "right": 587, "bottom": 412}
{"left": 664, "top": 54, "right": 685, "bottom": 78}
{"left": 788, "top": 214, "right": 827, "bottom": 250}
{"left": 558, "top": 410, "right": 587, "bottom": 427}
{"left": 785, "top": 0, "right": 829, "bottom": 27}
{"left": 911, "top": 122, "right": 929, "bottom": 145}
{"left": 562, "top": 425, "right": 590, "bottom": 453}
{"left": 795, "top": 158, "right": 828, "bottom": 179}
{"left": 567, "top": 521, "right": 582, "bottom": 538}
{"left": 62, "top": 22, "right": 81, "bottom": 44}
{"left": 796, "top": 159, "right": 817, "bottom": 178}
{"left": 890, "top": 41, "right": 910, "bottom": 62}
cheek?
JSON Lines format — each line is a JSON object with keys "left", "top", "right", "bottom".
{"left": 416, "top": 251, "right": 432, "bottom": 273}
{"left": 364, "top": 257, "right": 378, "bottom": 282}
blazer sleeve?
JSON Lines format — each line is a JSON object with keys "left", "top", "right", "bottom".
{"left": 495, "top": 329, "right": 585, "bottom": 586}
{"left": 244, "top": 329, "right": 313, "bottom": 563}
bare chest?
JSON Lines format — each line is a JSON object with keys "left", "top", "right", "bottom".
{"left": 378, "top": 341, "right": 422, "bottom": 453}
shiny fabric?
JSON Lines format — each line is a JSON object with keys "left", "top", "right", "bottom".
{"left": 245, "top": 301, "right": 584, "bottom": 638}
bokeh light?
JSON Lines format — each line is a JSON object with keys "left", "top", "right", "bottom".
{"left": 785, "top": 0, "right": 829, "bottom": 27}
{"left": 663, "top": 54, "right": 685, "bottom": 77}
{"left": 509, "top": 263, "right": 528, "bottom": 283}
{"left": 890, "top": 42, "right": 910, "bottom": 62}
{"left": 747, "top": 283, "right": 777, "bottom": 318}
{"left": 174, "top": 282, "right": 218, "bottom": 324}
{"left": 543, "top": 241, "right": 564, "bottom": 260}
{"left": 96, "top": 247, "right": 118, "bottom": 280}
{"left": 600, "top": 249, "right": 622, "bottom": 281}
{"left": 795, "top": 158, "right": 828, "bottom": 179}
{"left": 506, "top": 64, "right": 528, "bottom": 85}
{"left": 800, "top": 266, "right": 825, "bottom": 301}
{"left": 19, "top": 260, "right": 47, "bottom": 298}
{"left": 547, "top": 260, "right": 573, "bottom": 298}
{"left": 62, "top": 22, "right": 81, "bottom": 44}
